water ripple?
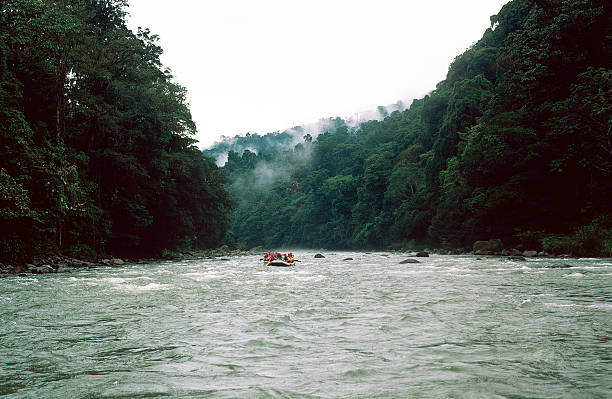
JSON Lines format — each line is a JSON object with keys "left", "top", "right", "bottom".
{"left": 1, "top": 252, "right": 611, "bottom": 397}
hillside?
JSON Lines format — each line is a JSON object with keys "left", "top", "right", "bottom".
{"left": 217, "top": 0, "right": 612, "bottom": 255}
{"left": 203, "top": 101, "right": 407, "bottom": 165}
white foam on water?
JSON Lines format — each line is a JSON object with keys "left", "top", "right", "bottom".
{"left": 589, "top": 303, "right": 612, "bottom": 310}
{"left": 105, "top": 277, "right": 128, "bottom": 284}
{"left": 113, "top": 282, "right": 172, "bottom": 292}
{"left": 544, "top": 302, "right": 580, "bottom": 308}
{"left": 544, "top": 301, "right": 612, "bottom": 310}
{"left": 564, "top": 272, "right": 584, "bottom": 278}
{"left": 16, "top": 277, "right": 38, "bottom": 285}
{"left": 292, "top": 274, "right": 327, "bottom": 282}
{"left": 182, "top": 271, "right": 235, "bottom": 282}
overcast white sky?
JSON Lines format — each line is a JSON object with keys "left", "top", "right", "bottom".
{"left": 126, "top": 0, "right": 510, "bottom": 148}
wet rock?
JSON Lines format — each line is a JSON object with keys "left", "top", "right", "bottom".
{"left": 415, "top": 251, "right": 429, "bottom": 257}
{"left": 449, "top": 248, "right": 466, "bottom": 255}
{"left": 473, "top": 239, "right": 503, "bottom": 255}
{"left": 12, "top": 265, "right": 28, "bottom": 274}
{"left": 110, "top": 258, "right": 124, "bottom": 265}
{"left": 508, "top": 256, "right": 527, "bottom": 261}
{"left": 0, "top": 263, "right": 10, "bottom": 274}
{"left": 399, "top": 259, "right": 420, "bottom": 264}
{"left": 31, "top": 264, "right": 55, "bottom": 274}
{"left": 314, "top": 253, "right": 325, "bottom": 258}
{"left": 343, "top": 258, "right": 354, "bottom": 261}
{"left": 510, "top": 248, "right": 523, "bottom": 256}
{"left": 547, "top": 263, "right": 573, "bottom": 269}
{"left": 472, "top": 241, "right": 488, "bottom": 252}
{"left": 523, "top": 250, "right": 538, "bottom": 257}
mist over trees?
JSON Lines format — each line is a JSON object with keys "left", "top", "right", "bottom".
{"left": 0, "top": 0, "right": 231, "bottom": 263}
{"left": 218, "top": 0, "right": 612, "bottom": 255}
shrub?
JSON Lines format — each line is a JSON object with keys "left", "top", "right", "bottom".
{"left": 515, "top": 230, "right": 545, "bottom": 251}
{"left": 67, "top": 244, "right": 97, "bottom": 261}
{"left": 541, "top": 235, "right": 578, "bottom": 255}
{"left": 541, "top": 218, "right": 612, "bottom": 257}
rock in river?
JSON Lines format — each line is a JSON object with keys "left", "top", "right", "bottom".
{"left": 400, "top": 259, "right": 420, "bottom": 264}
{"left": 314, "top": 253, "right": 325, "bottom": 258}
{"left": 547, "top": 263, "right": 573, "bottom": 269}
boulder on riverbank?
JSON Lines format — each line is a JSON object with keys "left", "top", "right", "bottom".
{"left": 31, "top": 264, "right": 56, "bottom": 274}
{"left": 415, "top": 251, "right": 429, "bottom": 257}
{"left": 473, "top": 239, "right": 503, "bottom": 255}
{"left": 0, "top": 254, "right": 102, "bottom": 275}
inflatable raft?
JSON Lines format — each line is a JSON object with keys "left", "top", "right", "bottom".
{"left": 265, "top": 260, "right": 294, "bottom": 267}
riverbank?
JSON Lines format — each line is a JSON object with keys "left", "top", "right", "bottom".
{"left": 2, "top": 242, "right": 604, "bottom": 277}
{"left": 0, "top": 246, "right": 260, "bottom": 277}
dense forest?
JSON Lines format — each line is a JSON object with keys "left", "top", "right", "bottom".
{"left": 217, "top": 0, "right": 612, "bottom": 256}
{"left": 0, "top": 0, "right": 231, "bottom": 263}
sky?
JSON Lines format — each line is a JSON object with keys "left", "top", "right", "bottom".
{"left": 126, "top": 0, "right": 510, "bottom": 148}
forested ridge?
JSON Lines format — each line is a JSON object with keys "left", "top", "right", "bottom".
{"left": 0, "top": 0, "right": 231, "bottom": 264}
{"left": 219, "top": 0, "right": 612, "bottom": 255}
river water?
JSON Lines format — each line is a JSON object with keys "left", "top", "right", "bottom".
{"left": 0, "top": 252, "right": 610, "bottom": 398}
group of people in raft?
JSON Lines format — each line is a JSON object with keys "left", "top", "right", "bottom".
{"left": 263, "top": 252, "right": 295, "bottom": 263}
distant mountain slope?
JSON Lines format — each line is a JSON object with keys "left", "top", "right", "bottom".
{"left": 203, "top": 101, "right": 407, "bottom": 165}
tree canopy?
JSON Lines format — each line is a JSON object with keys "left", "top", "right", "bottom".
{"left": 218, "top": 0, "right": 612, "bottom": 256}
{"left": 0, "top": 0, "right": 231, "bottom": 263}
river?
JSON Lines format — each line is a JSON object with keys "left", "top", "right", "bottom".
{"left": 0, "top": 252, "right": 610, "bottom": 398}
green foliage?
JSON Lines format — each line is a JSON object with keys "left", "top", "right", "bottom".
{"left": 0, "top": 0, "right": 231, "bottom": 262}
{"left": 212, "top": 0, "right": 611, "bottom": 255}
{"left": 541, "top": 218, "right": 612, "bottom": 257}
{"left": 67, "top": 244, "right": 97, "bottom": 261}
